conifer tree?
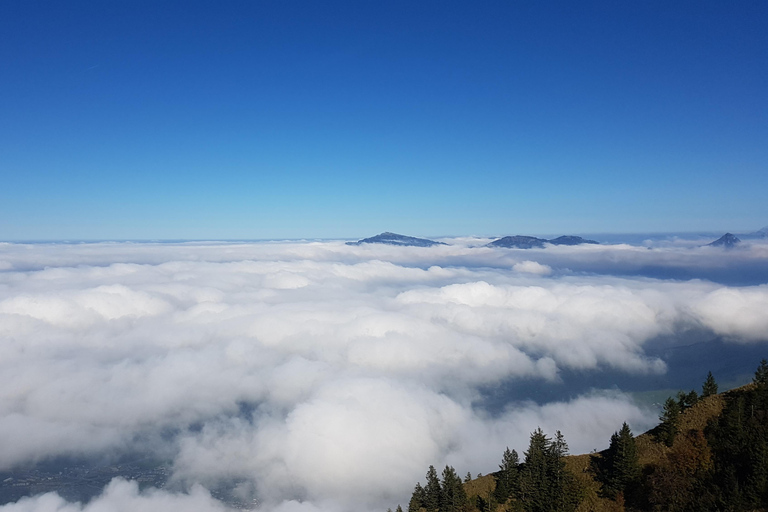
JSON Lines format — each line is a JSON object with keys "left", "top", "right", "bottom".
{"left": 464, "top": 472, "right": 472, "bottom": 483}
{"left": 677, "top": 389, "right": 699, "bottom": 410}
{"left": 440, "top": 465, "right": 467, "bottom": 512}
{"left": 494, "top": 447, "right": 519, "bottom": 503}
{"left": 754, "top": 358, "right": 768, "bottom": 385}
{"left": 424, "top": 465, "right": 441, "bottom": 512}
{"left": 707, "top": 380, "right": 768, "bottom": 510}
{"left": 658, "top": 397, "right": 681, "bottom": 446}
{"left": 602, "top": 422, "right": 640, "bottom": 500}
{"left": 702, "top": 371, "right": 718, "bottom": 397}
{"left": 519, "top": 428, "right": 550, "bottom": 512}
{"left": 396, "top": 505, "right": 404, "bottom": 512}
{"left": 409, "top": 483, "right": 426, "bottom": 512}
{"left": 549, "top": 431, "right": 570, "bottom": 511}
{"left": 552, "top": 430, "right": 568, "bottom": 458}
{"left": 518, "top": 428, "right": 579, "bottom": 512}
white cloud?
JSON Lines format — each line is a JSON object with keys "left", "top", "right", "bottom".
{"left": 0, "top": 239, "right": 766, "bottom": 511}
{"left": 690, "top": 284, "right": 768, "bottom": 341}
{"left": 512, "top": 260, "right": 552, "bottom": 275}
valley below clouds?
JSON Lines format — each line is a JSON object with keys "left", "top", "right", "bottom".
{"left": 0, "top": 238, "right": 767, "bottom": 511}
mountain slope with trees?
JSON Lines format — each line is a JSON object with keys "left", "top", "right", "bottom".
{"left": 393, "top": 358, "right": 768, "bottom": 512}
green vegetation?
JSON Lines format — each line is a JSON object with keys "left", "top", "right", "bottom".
{"left": 493, "top": 448, "right": 518, "bottom": 504}
{"left": 754, "top": 358, "right": 768, "bottom": 385}
{"left": 406, "top": 429, "right": 581, "bottom": 512}
{"left": 395, "top": 360, "right": 768, "bottom": 512}
{"left": 597, "top": 423, "right": 640, "bottom": 502}
{"left": 425, "top": 465, "right": 441, "bottom": 512}
{"left": 702, "top": 371, "right": 718, "bottom": 397}
{"left": 408, "top": 465, "right": 470, "bottom": 512}
{"left": 440, "top": 466, "right": 468, "bottom": 512}
{"left": 518, "top": 429, "right": 581, "bottom": 512}
{"left": 408, "top": 483, "right": 426, "bottom": 512}
{"left": 656, "top": 396, "right": 681, "bottom": 447}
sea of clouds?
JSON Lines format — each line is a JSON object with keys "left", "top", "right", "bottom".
{"left": 1, "top": 238, "right": 767, "bottom": 512}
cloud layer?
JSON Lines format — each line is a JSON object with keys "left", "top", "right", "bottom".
{"left": 1, "top": 239, "right": 767, "bottom": 511}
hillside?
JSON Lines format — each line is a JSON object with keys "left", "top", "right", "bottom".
{"left": 401, "top": 360, "right": 768, "bottom": 512}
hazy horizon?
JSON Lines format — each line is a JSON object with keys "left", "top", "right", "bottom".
{"left": 2, "top": 225, "right": 766, "bottom": 244}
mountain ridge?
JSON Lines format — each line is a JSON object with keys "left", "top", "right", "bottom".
{"left": 487, "top": 235, "right": 599, "bottom": 249}
{"left": 346, "top": 232, "right": 446, "bottom": 247}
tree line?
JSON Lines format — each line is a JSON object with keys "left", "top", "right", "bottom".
{"left": 392, "top": 358, "right": 768, "bottom": 512}
{"left": 594, "top": 359, "right": 768, "bottom": 511}
{"left": 402, "top": 428, "right": 581, "bottom": 512}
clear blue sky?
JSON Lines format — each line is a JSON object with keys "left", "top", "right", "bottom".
{"left": 1, "top": 0, "right": 766, "bottom": 240}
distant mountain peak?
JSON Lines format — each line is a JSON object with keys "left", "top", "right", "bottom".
{"left": 707, "top": 233, "right": 741, "bottom": 248}
{"left": 487, "top": 235, "right": 547, "bottom": 249}
{"left": 548, "top": 235, "right": 599, "bottom": 246}
{"left": 346, "top": 232, "right": 446, "bottom": 247}
{"left": 734, "top": 226, "right": 768, "bottom": 240}
{"left": 487, "top": 234, "right": 600, "bottom": 249}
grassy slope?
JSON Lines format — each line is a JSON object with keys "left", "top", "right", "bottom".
{"left": 462, "top": 474, "right": 496, "bottom": 509}
{"left": 462, "top": 387, "right": 742, "bottom": 512}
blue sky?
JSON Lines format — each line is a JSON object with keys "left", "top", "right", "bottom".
{"left": 1, "top": 1, "right": 766, "bottom": 240}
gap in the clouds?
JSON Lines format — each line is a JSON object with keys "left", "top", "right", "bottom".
{"left": 0, "top": 403, "right": 266, "bottom": 508}
{"left": 640, "top": 334, "right": 766, "bottom": 393}
{"left": 0, "top": 391, "right": 266, "bottom": 507}
{"left": 236, "top": 400, "right": 259, "bottom": 424}
{"left": 0, "top": 452, "right": 171, "bottom": 505}
{"left": 613, "top": 262, "right": 768, "bottom": 286}
{"left": 474, "top": 332, "right": 764, "bottom": 417}
{"left": 0, "top": 449, "right": 258, "bottom": 508}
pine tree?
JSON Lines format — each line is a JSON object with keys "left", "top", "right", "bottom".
{"left": 424, "top": 465, "right": 441, "bottom": 512}
{"left": 519, "top": 428, "right": 550, "bottom": 512}
{"left": 549, "top": 431, "right": 570, "bottom": 511}
{"left": 494, "top": 447, "right": 519, "bottom": 503}
{"left": 702, "top": 371, "right": 718, "bottom": 397}
{"left": 602, "top": 422, "right": 640, "bottom": 500}
{"left": 440, "top": 465, "right": 467, "bottom": 512}
{"left": 677, "top": 389, "right": 699, "bottom": 410}
{"left": 707, "top": 383, "right": 768, "bottom": 511}
{"left": 518, "top": 428, "right": 580, "bottom": 512}
{"left": 754, "top": 359, "right": 768, "bottom": 385}
{"left": 658, "top": 396, "right": 681, "bottom": 446}
{"left": 552, "top": 430, "right": 568, "bottom": 458}
{"left": 409, "top": 482, "right": 426, "bottom": 512}
{"left": 396, "top": 505, "right": 404, "bottom": 512}
{"left": 464, "top": 472, "right": 472, "bottom": 483}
